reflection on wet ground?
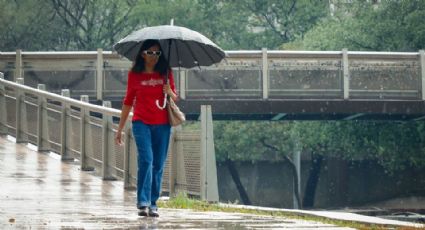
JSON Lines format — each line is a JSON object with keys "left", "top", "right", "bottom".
{"left": 0, "top": 136, "right": 351, "bottom": 229}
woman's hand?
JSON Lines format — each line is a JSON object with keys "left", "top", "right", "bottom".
{"left": 115, "top": 129, "right": 123, "bottom": 146}
{"left": 163, "top": 84, "right": 177, "bottom": 101}
{"left": 115, "top": 104, "right": 132, "bottom": 146}
{"left": 163, "top": 84, "right": 173, "bottom": 95}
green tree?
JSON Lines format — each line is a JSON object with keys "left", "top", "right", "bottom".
{"left": 131, "top": 0, "right": 254, "bottom": 50}
{"left": 239, "top": 0, "right": 329, "bottom": 49}
{"left": 213, "top": 119, "right": 425, "bottom": 207}
{"left": 0, "top": 0, "right": 62, "bottom": 51}
{"left": 214, "top": 121, "right": 294, "bottom": 162}
{"left": 301, "top": 0, "right": 425, "bottom": 51}
{"left": 131, "top": 0, "right": 329, "bottom": 50}
{"left": 50, "top": 0, "right": 140, "bottom": 50}
{"left": 214, "top": 121, "right": 298, "bottom": 206}
{"left": 1, "top": 0, "right": 330, "bottom": 51}
{"left": 0, "top": 0, "right": 142, "bottom": 51}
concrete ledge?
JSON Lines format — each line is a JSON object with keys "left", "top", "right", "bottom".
{"left": 218, "top": 203, "right": 424, "bottom": 228}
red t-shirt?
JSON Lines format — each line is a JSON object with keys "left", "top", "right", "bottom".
{"left": 123, "top": 70, "right": 177, "bottom": 124}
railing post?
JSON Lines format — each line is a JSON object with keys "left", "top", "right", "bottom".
{"left": 342, "top": 48, "right": 350, "bottom": 100}
{"left": 61, "top": 89, "right": 72, "bottom": 160}
{"left": 37, "top": 84, "right": 49, "bottom": 151}
{"left": 102, "top": 100, "right": 115, "bottom": 180}
{"left": 14, "top": 49, "right": 22, "bottom": 82}
{"left": 169, "top": 125, "right": 182, "bottom": 197}
{"left": 420, "top": 50, "right": 425, "bottom": 100}
{"left": 292, "top": 133, "right": 302, "bottom": 209}
{"left": 200, "top": 105, "right": 219, "bottom": 202}
{"left": 179, "top": 69, "right": 186, "bottom": 99}
{"left": 262, "top": 48, "right": 269, "bottom": 99}
{"left": 15, "top": 78, "right": 25, "bottom": 143}
{"left": 175, "top": 133, "right": 186, "bottom": 195}
{"left": 123, "top": 122, "right": 132, "bottom": 188}
{"left": 79, "top": 95, "right": 93, "bottom": 171}
{"left": 96, "top": 48, "right": 104, "bottom": 101}
{"left": 0, "top": 73, "right": 7, "bottom": 135}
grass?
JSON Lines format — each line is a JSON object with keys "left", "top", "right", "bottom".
{"left": 158, "top": 193, "right": 421, "bottom": 230}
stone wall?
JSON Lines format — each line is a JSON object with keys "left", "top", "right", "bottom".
{"left": 216, "top": 158, "right": 425, "bottom": 209}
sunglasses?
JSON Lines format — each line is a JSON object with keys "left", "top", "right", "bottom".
{"left": 143, "top": 50, "right": 162, "bottom": 56}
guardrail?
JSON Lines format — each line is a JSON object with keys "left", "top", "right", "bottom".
{"left": 1, "top": 49, "right": 424, "bottom": 101}
{"left": 0, "top": 73, "right": 219, "bottom": 202}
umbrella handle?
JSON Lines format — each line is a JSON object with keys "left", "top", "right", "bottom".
{"left": 156, "top": 94, "right": 167, "bottom": 109}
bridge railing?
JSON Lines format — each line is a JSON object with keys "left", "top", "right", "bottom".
{"left": 1, "top": 49, "right": 424, "bottom": 101}
{"left": 0, "top": 74, "right": 219, "bottom": 202}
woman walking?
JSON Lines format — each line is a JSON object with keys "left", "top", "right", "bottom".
{"left": 115, "top": 39, "right": 177, "bottom": 217}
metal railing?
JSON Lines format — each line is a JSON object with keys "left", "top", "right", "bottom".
{"left": 1, "top": 49, "right": 424, "bottom": 101}
{"left": 0, "top": 73, "right": 219, "bottom": 202}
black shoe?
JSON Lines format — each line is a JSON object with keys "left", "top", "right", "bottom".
{"left": 138, "top": 206, "right": 148, "bottom": 216}
{"left": 148, "top": 207, "right": 159, "bottom": 217}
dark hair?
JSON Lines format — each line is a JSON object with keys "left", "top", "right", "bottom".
{"left": 131, "top": 39, "right": 169, "bottom": 76}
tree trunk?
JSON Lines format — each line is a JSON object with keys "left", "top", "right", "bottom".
{"left": 302, "top": 153, "right": 323, "bottom": 208}
{"left": 225, "top": 158, "right": 251, "bottom": 205}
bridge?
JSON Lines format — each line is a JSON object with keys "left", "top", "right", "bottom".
{"left": 1, "top": 49, "right": 425, "bottom": 120}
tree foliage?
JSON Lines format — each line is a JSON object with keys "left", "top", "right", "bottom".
{"left": 214, "top": 121, "right": 294, "bottom": 162}
{"left": 0, "top": 0, "right": 328, "bottom": 51}
{"left": 302, "top": 0, "right": 425, "bottom": 51}
{"left": 0, "top": 0, "right": 61, "bottom": 51}
{"left": 49, "top": 0, "right": 140, "bottom": 50}
{"left": 214, "top": 119, "right": 425, "bottom": 172}
{"left": 238, "top": 0, "right": 329, "bottom": 49}
{"left": 1, "top": 0, "right": 140, "bottom": 51}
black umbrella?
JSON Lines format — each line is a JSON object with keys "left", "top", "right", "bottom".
{"left": 113, "top": 25, "right": 226, "bottom": 108}
{"left": 113, "top": 25, "right": 225, "bottom": 68}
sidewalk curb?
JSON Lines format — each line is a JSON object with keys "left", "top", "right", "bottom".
{"left": 218, "top": 203, "right": 424, "bottom": 228}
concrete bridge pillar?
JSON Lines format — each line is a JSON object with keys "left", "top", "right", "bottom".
{"left": 200, "top": 105, "right": 219, "bottom": 202}
{"left": 61, "top": 89, "right": 72, "bottom": 161}
{"left": 342, "top": 48, "right": 350, "bottom": 100}
{"left": 420, "top": 50, "right": 425, "bottom": 100}
{"left": 14, "top": 49, "right": 22, "bottom": 82}
{"left": 37, "top": 84, "right": 50, "bottom": 151}
{"left": 262, "top": 48, "right": 269, "bottom": 99}
{"left": 15, "top": 78, "right": 27, "bottom": 143}
{"left": 79, "top": 95, "right": 94, "bottom": 171}
{"left": 96, "top": 48, "right": 104, "bottom": 101}
{"left": 102, "top": 100, "right": 115, "bottom": 180}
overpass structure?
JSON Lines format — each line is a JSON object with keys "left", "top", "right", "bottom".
{"left": 1, "top": 49, "right": 425, "bottom": 120}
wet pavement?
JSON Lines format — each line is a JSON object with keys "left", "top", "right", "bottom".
{"left": 0, "top": 135, "right": 411, "bottom": 229}
{"left": 0, "top": 135, "right": 355, "bottom": 229}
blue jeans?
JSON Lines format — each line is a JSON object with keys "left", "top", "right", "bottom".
{"left": 132, "top": 121, "right": 171, "bottom": 209}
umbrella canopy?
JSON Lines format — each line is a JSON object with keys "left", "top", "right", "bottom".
{"left": 113, "top": 25, "right": 226, "bottom": 68}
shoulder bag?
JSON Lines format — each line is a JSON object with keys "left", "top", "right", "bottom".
{"left": 167, "top": 96, "right": 185, "bottom": 126}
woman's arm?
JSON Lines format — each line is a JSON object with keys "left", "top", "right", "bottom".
{"left": 116, "top": 71, "right": 135, "bottom": 145}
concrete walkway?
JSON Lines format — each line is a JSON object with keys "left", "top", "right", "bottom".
{"left": 0, "top": 135, "right": 421, "bottom": 229}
